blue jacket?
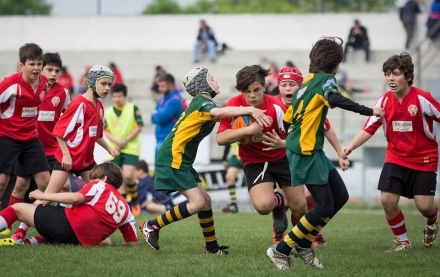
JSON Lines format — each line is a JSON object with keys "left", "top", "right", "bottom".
{"left": 151, "top": 89, "right": 184, "bottom": 141}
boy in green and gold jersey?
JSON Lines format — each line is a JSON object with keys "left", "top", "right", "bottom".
{"left": 140, "top": 67, "right": 271, "bottom": 254}
{"left": 104, "top": 84, "right": 144, "bottom": 215}
{"left": 266, "top": 37, "right": 384, "bottom": 270}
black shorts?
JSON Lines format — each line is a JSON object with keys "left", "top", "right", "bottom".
{"left": 14, "top": 155, "right": 58, "bottom": 178}
{"left": 243, "top": 157, "right": 291, "bottom": 191}
{"left": 0, "top": 137, "right": 50, "bottom": 176}
{"left": 34, "top": 205, "right": 80, "bottom": 245}
{"left": 378, "top": 162, "right": 437, "bottom": 199}
{"left": 52, "top": 161, "right": 97, "bottom": 177}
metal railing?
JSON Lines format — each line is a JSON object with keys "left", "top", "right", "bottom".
{"left": 411, "top": 19, "right": 440, "bottom": 87}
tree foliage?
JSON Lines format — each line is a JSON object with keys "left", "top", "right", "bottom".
{"left": 142, "top": 0, "right": 397, "bottom": 14}
{"left": 0, "top": 0, "right": 52, "bottom": 15}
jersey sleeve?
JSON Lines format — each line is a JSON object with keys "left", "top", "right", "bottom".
{"left": 62, "top": 88, "right": 71, "bottom": 112}
{"left": 418, "top": 91, "right": 440, "bottom": 122}
{"left": 363, "top": 96, "right": 385, "bottom": 135}
{"left": 119, "top": 213, "right": 138, "bottom": 242}
{"left": 0, "top": 77, "right": 16, "bottom": 104}
{"left": 283, "top": 105, "right": 293, "bottom": 124}
{"left": 133, "top": 105, "right": 144, "bottom": 126}
{"left": 53, "top": 101, "right": 85, "bottom": 139}
{"left": 322, "top": 75, "right": 340, "bottom": 106}
{"left": 217, "top": 97, "right": 240, "bottom": 133}
{"left": 77, "top": 181, "right": 99, "bottom": 202}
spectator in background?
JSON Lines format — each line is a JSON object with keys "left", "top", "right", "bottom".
{"left": 427, "top": 0, "right": 440, "bottom": 43}
{"left": 402, "top": 0, "right": 421, "bottom": 49}
{"left": 335, "top": 68, "right": 369, "bottom": 97}
{"left": 109, "top": 62, "right": 124, "bottom": 85}
{"left": 264, "top": 62, "right": 280, "bottom": 96}
{"left": 58, "top": 66, "right": 74, "bottom": 95}
{"left": 150, "top": 65, "right": 167, "bottom": 101}
{"left": 193, "top": 19, "right": 217, "bottom": 63}
{"left": 344, "top": 19, "right": 370, "bottom": 62}
{"left": 136, "top": 160, "right": 186, "bottom": 214}
{"left": 285, "top": 61, "right": 296, "bottom": 68}
{"left": 78, "top": 65, "right": 91, "bottom": 95}
{"left": 151, "top": 74, "right": 184, "bottom": 157}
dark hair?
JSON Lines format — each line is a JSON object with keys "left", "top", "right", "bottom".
{"left": 158, "top": 73, "right": 175, "bottom": 85}
{"left": 286, "top": 61, "right": 295, "bottom": 67}
{"left": 111, "top": 83, "right": 127, "bottom": 96}
{"left": 137, "top": 160, "right": 149, "bottom": 173}
{"left": 382, "top": 52, "right": 414, "bottom": 86}
{"left": 89, "top": 162, "right": 123, "bottom": 189}
{"left": 109, "top": 62, "right": 117, "bottom": 69}
{"left": 19, "top": 43, "right": 43, "bottom": 64}
{"left": 309, "top": 37, "right": 344, "bottom": 74}
{"left": 43, "top": 53, "right": 62, "bottom": 69}
{"left": 155, "top": 65, "right": 162, "bottom": 71}
{"left": 235, "top": 65, "right": 270, "bottom": 92}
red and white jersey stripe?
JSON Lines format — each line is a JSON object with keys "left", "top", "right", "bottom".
{"left": 0, "top": 72, "right": 48, "bottom": 141}
{"left": 53, "top": 95, "right": 104, "bottom": 170}
{"left": 363, "top": 86, "right": 440, "bottom": 171}
{"left": 37, "top": 83, "right": 71, "bottom": 156}
{"left": 65, "top": 180, "right": 138, "bottom": 246}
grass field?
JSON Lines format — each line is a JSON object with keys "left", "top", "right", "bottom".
{"left": 1, "top": 207, "right": 439, "bottom": 277}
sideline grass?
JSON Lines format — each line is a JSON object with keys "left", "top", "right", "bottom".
{"left": 1, "top": 209, "right": 439, "bottom": 277}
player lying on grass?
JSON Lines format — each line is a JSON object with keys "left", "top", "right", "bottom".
{"left": 0, "top": 162, "right": 138, "bottom": 247}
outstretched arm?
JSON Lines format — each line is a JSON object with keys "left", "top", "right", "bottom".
{"left": 29, "top": 190, "right": 85, "bottom": 205}
{"left": 342, "top": 130, "right": 372, "bottom": 157}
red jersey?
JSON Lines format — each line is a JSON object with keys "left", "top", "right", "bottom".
{"left": 218, "top": 94, "right": 286, "bottom": 165}
{"left": 58, "top": 73, "right": 73, "bottom": 90}
{"left": 65, "top": 180, "right": 138, "bottom": 246}
{"left": 0, "top": 72, "right": 48, "bottom": 141}
{"left": 363, "top": 87, "right": 440, "bottom": 171}
{"left": 37, "top": 83, "right": 71, "bottom": 156}
{"left": 53, "top": 95, "right": 104, "bottom": 170}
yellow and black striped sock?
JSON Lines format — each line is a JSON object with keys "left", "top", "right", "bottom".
{"left": 298, "top": 217, "right": 331, "bottom": 248}
{"left": 126, "top": 182, "right": 138, "bottom": 203}
{"left": 276, "top": 212, "right": 321, "bottom": 255}
{"left": 150, "top": 201, "right": 191, "bottom": 228}
{"left": 228, "top": 185, "right": 237, "bottom": 204}
{"left": 198, "top": 209, "right": 219, "bottom": 251}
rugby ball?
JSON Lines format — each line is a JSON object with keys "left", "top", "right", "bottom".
{"left": 232, "top": 115, "right": 256, "bottom": 145}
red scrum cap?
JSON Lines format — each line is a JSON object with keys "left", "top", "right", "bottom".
{"left": 277, "top": 67, "right": 303, "bottom": 86}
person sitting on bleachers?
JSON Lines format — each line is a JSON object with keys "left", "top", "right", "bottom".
{"left": 193, "top": 19, "right": 217, "bottom": 63}
{"left": 343, "top": 19, "right": 370, "bottom": 62}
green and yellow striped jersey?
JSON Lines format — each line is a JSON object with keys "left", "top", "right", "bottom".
{"left": 285, "top": 72, "right": 339, "bottom": 155}
{"left": 155, "top": 96, "right": 218, "bottom": 170}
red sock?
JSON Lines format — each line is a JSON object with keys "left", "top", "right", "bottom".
{"left": 24, "top": 235, "right": 44, "bottom": 245}
{"left": 427, "top": 203, "right": 438, "bottom": 225}
{"left": 0, "top": 207, "right": 18, "bottom": 229}
{"left": 8, "top": 195, "right": 23, "bottom": 206}
{"left": 306, "top": 195, "right": 314, "bottom": 211}
{"left": 273, "top": 192, "right": 284, "bottom": 209}
{"left": 290, "top": 214, "right": 299, "bottom": 227}
{"left": 387, "top": 210, "right": 409, "bottom": 242}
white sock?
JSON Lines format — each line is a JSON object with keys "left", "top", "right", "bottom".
{"left": 0, "top": 217, "right": 7, "bottom": 230}
{"left": 18, "top": 222, "right": 29, "bottom": 231}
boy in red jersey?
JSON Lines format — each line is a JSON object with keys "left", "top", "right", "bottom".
{"left": 10, "top": 65, "right": 118, "bottom": 241}
{"left": 343, "top": 53, "right": 439, "bottom": 251}
{"left": 0, "top": 43, "right": 50, "bottom": 211}
{"left": 0, "top": 162, "right": 138, "bottom": 247}
{"left": 8, "top": 53, "right": 71, "bottom": 208}
{"left": 217, "top": 65, "right": 294, "bottom": 244}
